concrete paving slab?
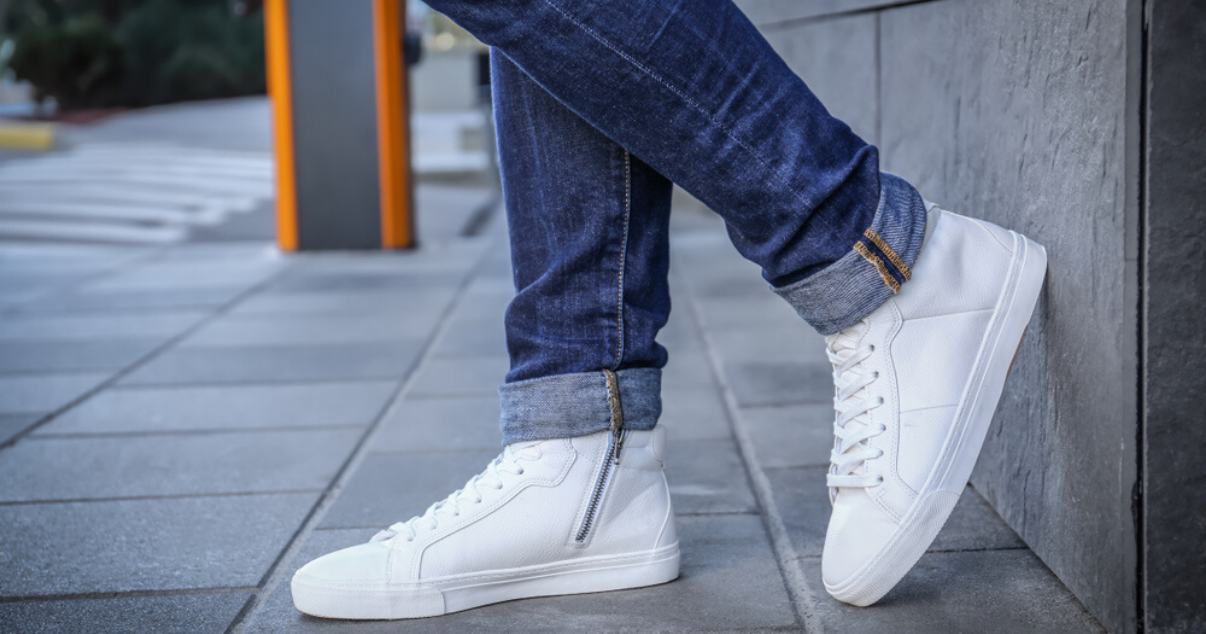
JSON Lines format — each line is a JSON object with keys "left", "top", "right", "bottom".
{"left": 798, "top": 549, "right": 1104, "bottom": 633}
{"left": 447, "top": 293, "right": 511, "bottom": 326}
{"left": 0, "top": 492, "right": 318, "bottom": 596}
{"left": 181, "top": 312, "right": 443, "bottom": 347}
{"left": 229, "top": 288, "right": 457, "bottom": 316}
{"left": 39, "top": 381, "right": 398, "bottom": 435}
{"left": 0, "top": 429, "right": 361, "bottom": 502}
{"left": 766, "top": 467, "right": 1024, "bottom": 557}
{"left": 741, "top": 404, "right": 833, "bottom": 468}
{"left": 666, "top": 439, "right": 758, "bottom": 515}
{"left": 708, "top": 327, "right": 827, "bottom": 364}
{"left": 659, "top": 386, "right": 733, "bottom": 441}
{"left": 119, "top": 341, "right": 424, "bottom": 385}
{"left": 0, "top": 593, "right": 252, "bottom": 634}
{"left": 371, "top": 395, "right": 504, "bottom": 452}
{"left": 83, "top": 263, "right": 282, "bottom": 293}
{"left": 267, "top": 270, "right": 465, "bottom": 294}
{"left": 0, "top": 339, "right": 162, "bottom": 373}
{"left": 409, "top": 356, "right": 509, "bottom": 397}
{"left": 430, "top": 321, "right": 508, "bottom": 358}
{"left": 724, "top": 361, "right": 832, "bottom": 407}
{"left": 661, "top": 349, "right": 721, "bottom": 391}
{"left": 244, "top": 514, "right": 798, "bottom": 633}
{"left": 18, "top": 287, "right": 245, "bottom": 314}
{"left": 0, "top": 372, "right": 111, "bottom": 414}
{"left": 692, "top": 294, "right": 807, "bottom": 331}
{"left": 318, "top": 449, "right": 500, "bottom": 529}
{"left": 0, "top": 311, "right": 206, "bottom": 341}
{"left": 0, "top": 413, "right": 41, "bottom": 445}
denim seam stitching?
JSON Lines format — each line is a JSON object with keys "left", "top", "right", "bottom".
{"left": 612, "top": 149, "right": 632, "bottom": 369}
{"left": 864, "top": 228, "right": 911, "bottom": 280}
{"left": 536, "top": 0, "right": 826, "bottom": 216}
{"left": 853, "top": 241, "right": 900, "bottom": 293}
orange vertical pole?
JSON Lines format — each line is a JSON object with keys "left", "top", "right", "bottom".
{"left": 372, "top": 0, "right": 414, "bottom": 248}
{"left": 264, "top": 0, "right": 299, "bottom": 251}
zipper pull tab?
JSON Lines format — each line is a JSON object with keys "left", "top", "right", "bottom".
{"left": 604, "top": 369, "right": 624, "bottom": 464}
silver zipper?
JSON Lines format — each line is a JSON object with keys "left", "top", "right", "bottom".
{"left": 575, "top": 370, "right": 625, "bottom": 543}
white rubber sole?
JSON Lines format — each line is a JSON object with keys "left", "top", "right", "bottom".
{"left": 826, "top": 230, "right": 1048, "bottom": 606}
{"left": 291, "top": 542, "right": 680, "bottom": 620}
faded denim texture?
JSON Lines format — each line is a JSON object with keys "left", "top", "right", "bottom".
{"left": 427, "top": 0, "right": 928, "bottom": 443}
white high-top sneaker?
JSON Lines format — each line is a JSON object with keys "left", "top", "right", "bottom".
{"left": 821, "top": 204, "right": 1047, "bottom": 606}
{"left": 291, "top": 426, "right": 679, "bottom": 619}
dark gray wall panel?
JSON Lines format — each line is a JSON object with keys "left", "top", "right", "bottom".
{"left": 1144, "top": 1, "right": 1206, "bottom": 631}
{"left": 289, "top": 0, "right": 382, "bottom": 249}
{"left": 760, "top": 14, "right": 879, "bottom": 147}
{"left": 875, "top": 2, "right": 1137, "bottom": 633}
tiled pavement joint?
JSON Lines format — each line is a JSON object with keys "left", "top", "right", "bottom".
{"left": 678, "top": 271, "right": 823, "bottom": 634}
{"left": 225, "top": 242, "right": 495, "bottom": 634}
{"left": 0, "top": 254, "right": 297, "bottom": 451}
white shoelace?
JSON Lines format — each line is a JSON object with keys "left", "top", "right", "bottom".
{"left": 371, "top": 443, "right": 540, "bottom": 543}
{"left": 825, "top": 320, "right": 887, "bottom": 491}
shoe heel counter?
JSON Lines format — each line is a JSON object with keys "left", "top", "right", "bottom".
{"left": 654, "top": 471, "right": 678, "bottom": 549}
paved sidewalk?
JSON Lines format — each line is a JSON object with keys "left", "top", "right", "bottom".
{"left": 0, "top": 202, "right": 1103, "bottom": 633}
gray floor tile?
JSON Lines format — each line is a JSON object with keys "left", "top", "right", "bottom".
{"left": 0, "top": 429, "right": 362, "bottom": 502}
{"left": 659, "top": 387, "right": 732, "bottom": 441}
{"left": 741, "top": 404, "right": 833, "bottom": 468}
{"left": 19, "top": 287, "right": 245, "bottom": 313}
{"left": 84, "top": 262, "right": 282, "bottom": 293}
{"left": 766, "top": 467, "right": 1024, "bottom": 558}
{"left": 431, "top": 322, "right": 508, "bottom": 358}
{"left": 0, "top": 373, "right": 111, "bottom": 414}
{"left": 40, "top": 381, "right": 398, "bottom": 435}
{"left": 267, "top": 270, "right": 464, "bottom": 294}
{"left": 0, "top": 593, "right": 251, "bottom": 634}
{"left": 319, "top": 449, "right": 500, "bottom": 529}
{"left": 666, "top": 439, "right": 758, "bottom": 515}
{"left": 661, "top": 349, "right": 720, "bottom": 390}
{"left": 244, "top": 514, "right": 798, "bottom": 633}
{"left": 409, "top": 356, "right": 509, "bottom": 397}
{"left": 798, "top": 550, "right": 1104, "bottom": 633}
{"left": 0, "top": 339, "right": 162, "bottom": 373}
{"left": 709, "top": 327, "right": 828, "bottom": 364}
{"left": 0, "top": 492, "right": 318, "bottom": 596}
{"left": 0, "top": 413, "right": 41, "bottom": 445}
{"left": 0, "top": 311, "right": 206, "bottom": 341}
{"left": 694, "top": 294, "right": 807, "bottom": 331}
{"left": 230, "top": 288, "right": 456, "bottom": 316}
{"left": 120, "top": 342, "right": 424, "bottom": 385}
{"left": 724, "top": 361, "right": 832, "bottom": 407}
{"left": 181, "top": 312, "right": 443, "bottom": 347}
{"left": 371, "top": 396, "right": 504, "bottom": 452}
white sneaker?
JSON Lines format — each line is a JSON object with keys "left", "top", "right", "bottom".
{"left": 820, "top": 204, "right": 1047, "bottom": 606}
{"left": 291, "top": 426, "right": 679, "bottom": 619}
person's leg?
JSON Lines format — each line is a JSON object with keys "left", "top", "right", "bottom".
{"left": 291, "top": 47, "right": 681, "bottom": 622}
{"left": 423, "top": 0, "right": 927, "bottom": 335}
{"left": 491, "top": 48, "right": 675, "bottom": 445}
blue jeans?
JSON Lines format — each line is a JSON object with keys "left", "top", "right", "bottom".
{"left": 422, "top": 0, "right": 928, "bottom": 444}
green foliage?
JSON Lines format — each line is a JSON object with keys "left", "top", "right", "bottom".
{"left": 3, "top": 0, "right": 265, "bottom": 110}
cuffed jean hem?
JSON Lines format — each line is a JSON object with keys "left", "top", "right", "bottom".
{"left": 772, "top": 172, "right": 928, "bottom": 335}
{"left": 498, "top": 367, "right": 661, "bottom": 445}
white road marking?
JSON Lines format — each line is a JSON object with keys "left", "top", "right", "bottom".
{"left": 0, "top": 143, "right": 273, "bottom": 244}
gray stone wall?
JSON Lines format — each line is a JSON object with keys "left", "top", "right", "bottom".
{"left": 744, "top": 2, "right": 1142, "bottom": 632}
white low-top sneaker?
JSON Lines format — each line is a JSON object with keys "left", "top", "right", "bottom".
{"left": 821, "top": 204, "right": 1047, "bottom": 606}
{"left": 292, "top": 426, "right": 679, "bottom": 619}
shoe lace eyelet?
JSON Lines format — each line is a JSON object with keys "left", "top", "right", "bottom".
{"left": 867, "top": 344, "right": 876, "bottom": 352}
{"left": 877, "top": 396, "right": 885, "bottom": 405}
{"left": 872, "top": 371, "right": 880, "bottom": 379}
{"left": 516, "top": 468, "right": 525, "bottom": 475}
{"left": 876, "top": 475, "right": 885, "bottom": 485}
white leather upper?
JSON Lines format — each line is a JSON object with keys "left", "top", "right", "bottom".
{"left": 823, "top": 208, "right": 1019, "bottom": 586}
{"left": 296, "top": 427, "right": 675, "bottom": 587}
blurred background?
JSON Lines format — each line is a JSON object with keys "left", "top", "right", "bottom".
{"left": 0, "top": 0, "right": 499, "bottom": 245}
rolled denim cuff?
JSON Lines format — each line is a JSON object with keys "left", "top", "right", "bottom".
{"left": 498, "top": 367, "right": 661, "bottom": 445}
{"left": 773, "top": 172, "right": 927, "bottom": 335}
